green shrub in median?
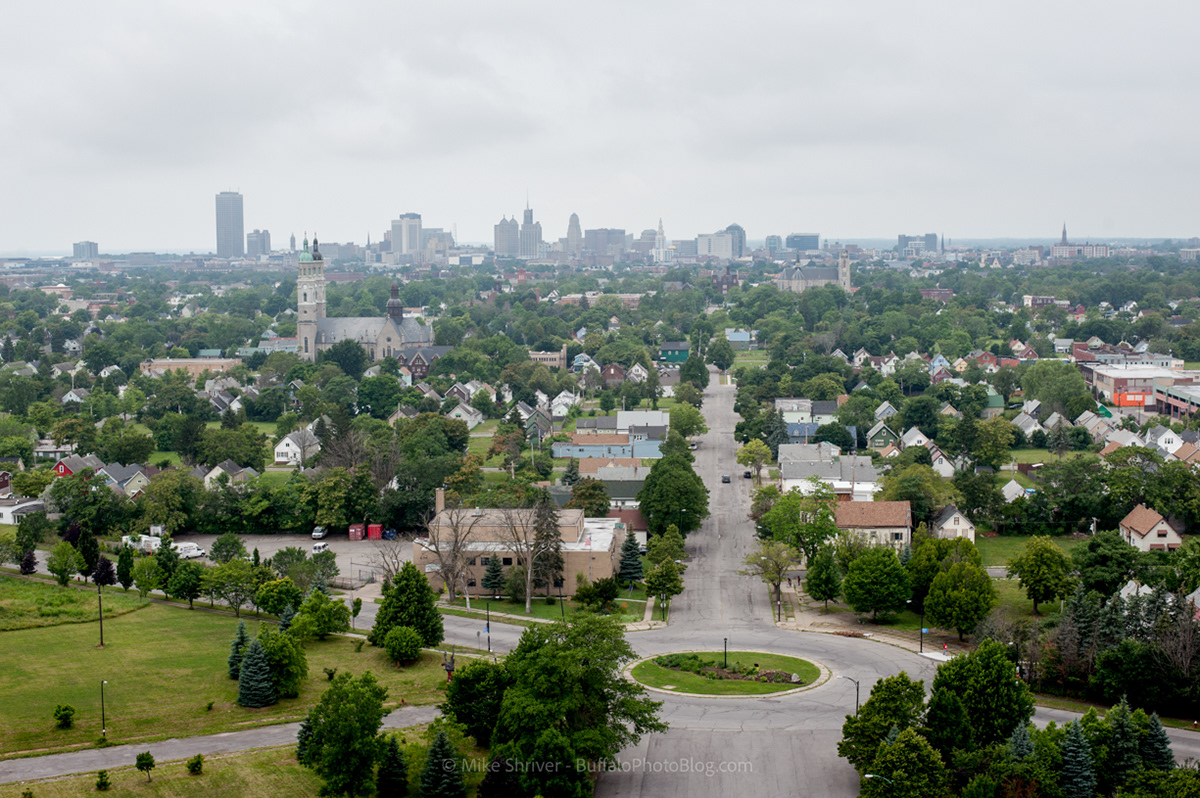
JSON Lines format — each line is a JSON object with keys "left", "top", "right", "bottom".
{"left": 384, "top": 625, "right": 423, "bottom": 665}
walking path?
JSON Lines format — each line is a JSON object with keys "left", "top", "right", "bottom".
{"left": 0, "top": 705, "right": 439, "bottom": 785}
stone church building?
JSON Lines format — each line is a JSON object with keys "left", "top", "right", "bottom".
{"left": 775, "top": 250, "right": 852, "bottom": 295}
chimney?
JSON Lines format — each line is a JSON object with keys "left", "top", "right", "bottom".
{"left": 435, "top": 487, "right": 445, "bottom": 515}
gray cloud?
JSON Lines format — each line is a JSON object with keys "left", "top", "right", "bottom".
{"left": 1, "top": 0, "right": 1198, "bottom": 253}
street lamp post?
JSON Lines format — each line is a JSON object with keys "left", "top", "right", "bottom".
{"left": 100, "top": 680, "right": 107, "bottom": 739}
{"left": 486, "top": 601, "right": 491, "bottom": 652}
{"left": 840, "top": 675, "right": 860, "bottom": 715}
{"left": 920, "top": 608, "right": 926, "bottom": 654}
{"left": 558, "top": 583, "right": 565, "bottom": 620}
{"left": 660, "top": 593, "right": 667, "bottom": 622}
{"left": 724, "top": 637, "right": 728, "bottom": 669}
{"left": 864, "top": 774, "right": 893, "bottom": 786}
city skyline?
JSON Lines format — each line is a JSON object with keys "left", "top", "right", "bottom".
{"left": 3, "top": 2, "right": 1199, "bottom": 254}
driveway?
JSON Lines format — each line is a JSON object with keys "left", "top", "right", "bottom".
{"left": 173, "top": 533, "right": 411, "bottom": 587}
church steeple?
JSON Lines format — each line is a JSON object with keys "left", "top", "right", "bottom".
{"left": 387, "top": 283, "right": 404, "bottom": 323}
{"left": 1061, "top": 223, "right": 1068, "bottom": 245}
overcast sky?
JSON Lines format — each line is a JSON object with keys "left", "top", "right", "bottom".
{"left": 2, "top": 1, "right": 1197, "bottom": 255}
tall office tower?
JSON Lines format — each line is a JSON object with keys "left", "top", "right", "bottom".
{"left": 290, "top": 233, "right": 296, "bottom": 251}
{"left": 765, "top": 235, "right": 783, "bottom": 254}
{"left": 246, "top": 229, "right": 271, "bottom": 257}
{"left": 566, "top": 213, "right": 582, "bottom": 255}
{"left": 897, "top": 233, "right": 939, "bottom": 255}
{"left": 725, "top": 223, "right": 746, "bottom": 258}
{"left": 519, "top": 206, "right": 542, "bottom": 259}
{"left": 390, "top": 212, "right": 422, "bottom": 256}
{"left": 494, "top": 216, "right": 520, "bottom": 258}
{"left": 786, "top": 233, "right": 819, "bottom": 251}
{"left": 584, "top": 228, "right": 626, "bottom": 256}
{"left": 72, "top": 241, "right": 98, "bottom": 260}
{"left": 653, "top": 219, "right": 670, "bottom": 263}
{"left": 215, "top": 191, "right": 244, "bottom": 258}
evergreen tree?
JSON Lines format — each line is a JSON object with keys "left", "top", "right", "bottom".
{"left": 481, "top": 557, "right": 506, "bottom": 597}
{"left": 296, "top": 715, "right": 313, "bottom": 765}
{"left": 375, "top": 734, "right": 409, "bottom": 797}
{"left": 764, "top": 410, "right": 789, "bottom": 459}
{"left": 369, "top": 562, "right": 444, "bottom": 647}
{"left": 1007, "top": 722, "right": 1033, "bottom": 761}
{"left": 1065, "top": 585, "right": 1100, "bottom": 663}
{"left": 805, "top": 547, "right": 843, "bottom": 610}
{"left": 477, "top": 756, "right": 520, "bottom": 798}
{"left": 1060, "top": 721, "right": 1096, "bottom": 798}
{"left": 1097, "top": 593, "right": 1125, "bottom": 651}
{"left": 532, "top": 493, "right": 564, "bottom": 595}
{"left": 1105, "top": 699, "right": 1141, "bottom": 791}
{"left": 1140, "top": 713, "right": 1175, "bottom": 771}
{"left": 561, "top": 458, "right": 581, "bottom": 487}
{"left": 420, "top": 730, "right": 466, "bottom": 798}
{"left": 278, "top": 603, "right": 296, "bottom": 634}
{"left": 116, "top": 545, "right": 135, "bottom": 591}
{"left": 19, "top": 549, "right": 36, "bottom": 575}
{"left": 617, "top": 533, "right": 644, "bottom": 588}
{"left": 237, "top": 638, "right": 278, "bottom": 707}
{"left": 228, "top": 619, "right": 249, "bottom": 679}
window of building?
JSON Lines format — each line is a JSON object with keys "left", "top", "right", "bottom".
{"left": 1158, "top": 530, "right": 1168, "bottom": 537}
{"left": 480, "top": 557, "right": 490, "bottom": 565}
{"left": 468, "top": 578, "right": 477, "bottom": 587}
{"left": 503, "top": 557, "right": 512, "bottom": 566}
{"left": 467, "top": 558, "right": 476, "bottom": 566}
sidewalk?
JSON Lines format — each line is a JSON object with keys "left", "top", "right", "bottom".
{"left": 0, "top": 705, "right": 439, "bottom": 785}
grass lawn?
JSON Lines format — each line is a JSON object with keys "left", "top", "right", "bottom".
{"left": 975, "top": 535, "right": 1083, "bottom": 568}
{"left": 148, "top": 450, "right": 181, "bottom": 467}
{"left": 631, "top": 651, "right": 818, "bottom": 695}
{"left": 0, "top": 601, "right": 448, "bottom": 757}
{"left": 993, "top": 575, "right": 1064, "bottom": 620}
{"left": 0, "top": 746, "right": 325, "bottom": 798}
{"left": 255, "top": 470, "right": 294, "bottom": 487}
{"left": 1008, "top": 448, "right": 1089, "bottom": 465}
{"left": 205, "top": 421, "right": 277, "bottom": 437}
{"left": 445, "top": 596, "right": 645, "bottom": 624}
{"left": 0, "top": 576, "right": 148, "bottom": 631}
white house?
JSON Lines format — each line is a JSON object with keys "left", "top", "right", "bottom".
{"left": 445, "top": 403, "right": 485, "bottom": 430}
{"left": 274, "top": 429, "right": 321, "bottom": 466}
{"left": 1118, "top": 504, "right": 1183, "bottom": 552}
{"left": 900, "top": 427, "right": 929, "bottom": 450}
{"left": 931, "top": 505, "right": 976, "bottom": 543}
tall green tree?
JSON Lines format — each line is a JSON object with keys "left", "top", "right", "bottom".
{"left": 257, "top": 627, "right": 308, "bottom": 699}
{"left": 931, "top": 639, "right": 1033, "bottom": 748}
{"left": 166, "top": 561, "right": 204, "bottom": 609}
{"left": 116, "top": 545, "right": 135, "bottom": 591}
{"left": 1008, "top": 535, "right": 1074, "bottom": 614}
{"left": 491, "top": 615, "right": 666, "bottom": 796}
{"left": 1060, "top": 721, "right": 1096, "bottom": 798}
{"left": 736, "top": 439, "right": 771, "bottom": 485}
{"left": 375, "top": 734, "right": 409, "bottom": 797}
{"left": 1140, "top": 713, "right": 1175, "bottom": 771}
{"left": 299, "top": 671, "right": 389, "bottom": 798}
{"left": 860, "top": 727, "right": 950, "bottom": 798}
{"left": 739, "top": 540, "right": 799, "bottom": 614}
{"left": 842, "top": 546, "right": 911, "bottom": 621}
{"left": 838, "top": 671, "right": 927, "bottom": 772}
{"left": 1072, "top": 529, "right": 1137, "bottom": 599}
{"left": 636, "top": 454, "right": 709, "bottom": 536}
{"left": 228, "top": 619, "right": 249, "bottom": 679}
{"left": 481, "top": 556, "right": 506, "bottom": 597}
{"left": 563, "top": 477, "right": 610, "bottom": 518}
{"left": 761, "top": 481, "right": 839, "bottom": 565}
{"left": 679, "top": 354, "right": 709, "bottom": 389}
{"left": 922, "top": 688, "right": 971, "bottom": 759}
{"left": 237, "top": 638, "right": 277, "bottom": 708}
{"left": 707, "top": 336, "right": 735, "bottom": 372}
{"left": 290, "top": 589, "right": 351, "bottom": 641}
{"left": 370, "top": 562, "right": 444, "bottom": 647}
{"left": 617, "top": 533, "right": 644, "bottom": 588}
{"left": 210, "top": 531, "right": 248, "bottom": 564}
{"left": 440, "top": 659, "right": 511, "bottom": 748}
{"left": 925, "top": 561, "right": 996, "bottom": 641}
{"left": 668, "top": 404, "right": 708, "bottom": 438}
{"left": 805, "top": 547, "right": 843, "bottom": 610}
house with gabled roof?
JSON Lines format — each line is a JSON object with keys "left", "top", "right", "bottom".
{"left": 900, "top": 427, "right": 929, "bottom": 450}
{"left": 1012, "top": 412, "right": 1043, "bottom": 438}
{"left": 204, "top": 459, "right": 259, "bottom": 490}
{"left": 54, "top": 453, "right": 104, "bottom": 477}
{"left": 445, "top": 403, "right": 485, "bottom": 430}
{"left": 274, "top": 429, "right": 321, "bottom": 466}
{"left": 1119, "top": 504, "right": 1182, "bottom": 552}
{"left": 874, "top": 401, "right": 898, "bottom": 421}
{"left": 931, "top": 505, "right": 976, "bottom": 543}
{"left": 834, "top": 501, "right": 912, "bottom": 550}
{"left": 1001, "top": 479, "right": 1026, "bottom": 503}
{"left": 866, "top": 421, "right": 898, "bottom": 450}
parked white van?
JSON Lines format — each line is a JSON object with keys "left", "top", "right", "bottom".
{"left": 172, "top": 542, "right": 206, "bottom": 559}
{"left": 312, "top": 542, "right": 330, "bottom": 555}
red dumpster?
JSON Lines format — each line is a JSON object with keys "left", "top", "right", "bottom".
{"left": 349, "top": 523, "right": 366, "bottom": 541}
{"left": 368, "top": 523, "right": 383, "bottom": 540}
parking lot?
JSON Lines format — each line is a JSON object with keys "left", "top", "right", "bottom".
{"left": 174, "top": 532, "right": 411, "bottom": 586}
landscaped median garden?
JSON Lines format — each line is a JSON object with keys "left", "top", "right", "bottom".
{"left": 630, "top": 650, "right": 822, "bottom": 696}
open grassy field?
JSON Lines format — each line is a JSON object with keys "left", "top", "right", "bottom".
{"left": 0, "top": 598, "right": 448, "bottom": 757}
{"left": 993, "top": 574, "right": 1064, "bottom": 620}
{"left": 975, "top": 535, "right": 1083, "bottom": 568}
{"left": 254, "top": 470, "right": 295, "bottom": 487}
{"left": 632, "top": 651, "right": 818, "bottom": 695}
{"left": 0, "top": 576, "right": 148, "bottom": 631}
{"left": 1007, "top": 448, "right": 1089, "bottom": 465}
{"left": 0, "top": 747, "right": 325, "bottom": 798}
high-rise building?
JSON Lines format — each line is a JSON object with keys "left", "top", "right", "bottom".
{"left": 289, "top": 233, "right": 296, "bottom": 251}
{"left": 765, "top": 235, "right": 783, "bottom": 254}
{"left": 215, "top": 191, "right": 244, "bottom": 258}
{"left": 566, "top": 213, "right": 582, "bottom": 255}
{"left": 897, "top": 233, "right": 938, "bottom": 256}
{"left": 697, "top": 232, "right": 734, "bottom": 259}
{"left": 786, "top": 233, "right": 820, "bottom": 251}
{"left": 725, "top": 224, "right": 746, "bottom": 258}
{"left": 653, "top": 219, "right": 670, "bottom": 263}
{"left": 390, "top": 213, "right": 422, "bottom": 258}
{"left": 584, "top": 228, "right": 626, "bottom": 256}
{"left": 72, "top": 241, "right": 98, "bottom": 260}
{"left": 519, "top": 206, "right": 542, "bottom": 259}
{"left": 246, "top": 229, "right": 271, "bottom": 257}
{"left": 494, "top": 216, "right": 520, "bottom": 258}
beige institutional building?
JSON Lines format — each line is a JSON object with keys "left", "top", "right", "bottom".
{"left": 413, "top": 494, "right": 625, "bottom": 595}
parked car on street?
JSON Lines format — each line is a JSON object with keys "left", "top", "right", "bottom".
{"left": 311, "top": 526, "right": 327, "bottom": 540}
{"left": 721, "top": 474, "right": 731, "bottom": 483}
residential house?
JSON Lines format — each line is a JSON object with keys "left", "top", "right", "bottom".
{"left": 204, "top": 460, "right": 259, "bottom": 490}
{"left": 626, "top": 363, "right": 650, "bottom": 383}
{"left": 388, "top": 404, "right": 419, "bottom": 425}
{"left": 1001, "top": 479, "right": 1026, "bottom": 503}
{"left": 777, "top": 442, "right": 840, "bottom": 462}
{"left": 927, "top": 445, "right": 958, "bottom": 479}
{"left": 444, "top": 382, "right": 473, "bottom": 403}
{"left": 725, "top": 329, "right": 757, "bottom": 351}
{"left": 0, "top": 497, "right": 44, "bottom": 525}
{"left": 274, "top": 429, "right": 321, "bottom": 466}
{"left": 879, "top": 443, "right": 901, "bottom": 459}
{"left": 779, "top": 454, "right": 879, "bottom": 502}
{"left": 445, "top": 403, "right": 485, "bottom": 430}
{"left": 601, "top": 363, "right": 627, "bottom": 389}
{"left": 97, "top": 463, "right": 152, "bottom": 497}
{"left": 874, "top": 401, "right": 898, "bottom": 422}
{"left": 54, "top": 453, "right": 105, "bottom": 477}
{"left": 1075, "top": 410, "right": 1113, "bottom": 441}
{"left": 981, "top": 387, "right": 1005, "bottom": 419}
{"left": 1118, "top": 504, "right": 1183, "bottom": 552}
{"left": 775, "top": 398, "right": 813, "bottom": 424}
{"left": 658, "top": 341, "right": 691, "bottom": 364}
{"left": 61, "top": 388, "right": 91, "bottom": 404}
{"left": 866, "top": 422, "right": 899, "bottom": 450}
{"left": 834, "top": 501, "right": 913, "bottom": 550}
{"left": 526, "top": 410, "right": 552, "bottom": 443}
{"left": 931, "top": 505, "right": 976, "bottom": 543}
{"left": 1143, "top": 425, "right": 1182, "bottom": 457}
{"left": 551, "top": 433, "right": 662, "bottom": 460}
{"left": 551, "top": 390, "right": 581, "bottom": 418}
{"left": 1042, "top": 412, "right": 1070, "bottom": 431}
{"left": 572, "top": 353, "right": 600, "bottom": 373}
{"left": 1012, "top": 412, "right": 1044, "bottom": 439}
{"left": 811, "top": 400, "right": 839, "bottom": 426}
{"left": 899, "top": 427, "right": 929, "bottom": 450}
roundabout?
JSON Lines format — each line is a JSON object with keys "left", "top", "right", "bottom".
{"left": 628, "top": 649, "right": 829, "bottom": 698}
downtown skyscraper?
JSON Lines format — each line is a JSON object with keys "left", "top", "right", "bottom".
{"left": 215, "top": 191, "right": 244, "bottom": 258}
